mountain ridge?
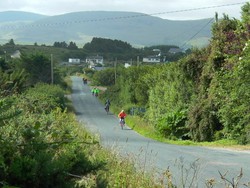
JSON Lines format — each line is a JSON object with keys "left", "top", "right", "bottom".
{"left": 0, "top": 11, "right": 47, "bottom": 22}
{"left": 0, "top": 11, "right": 213, "bottom": 47}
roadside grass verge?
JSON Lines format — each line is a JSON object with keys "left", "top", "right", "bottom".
{"left": 63, "top": 76, "right": 75, "bottom": 113}
{"left": 126, "top": 115, "right": 250, "bottom": 150}
{"left": 90, "top": 148, "right": 164, "bottom": 188}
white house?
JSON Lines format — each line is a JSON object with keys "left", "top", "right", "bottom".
{"left": 86, "top": 55, "right": 104, "bottom": 65}
{"left": 124, "top": 63, "right": 131, "bottom": 68}
{"left": 68, "top": 58, "right": 80, "bottom": 64}
{"left": 11, "top": 50, "right": 21, "bottom": 59}
{"left": 142, "top": 56, "right": 161, "bottom": 63}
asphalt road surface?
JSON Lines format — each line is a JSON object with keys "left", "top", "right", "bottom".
{"left": 71, "top": 76, "right": 250, "bottom": 187}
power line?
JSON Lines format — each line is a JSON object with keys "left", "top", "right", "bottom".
{"left": 180, "top": 18, "right": 215, "bottom": 48}
{"left": 0, "top": 2, "right": 246, "bottom": 30}
{"left": 150, "top": 2, "right": 246, "bottom": 17}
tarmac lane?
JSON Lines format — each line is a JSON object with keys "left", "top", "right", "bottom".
{"left": 71, "top": 76, "right": 250, "bottom": 187}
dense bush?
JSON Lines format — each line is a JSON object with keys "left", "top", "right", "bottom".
{"left": 21, "top": 53, "right": 52, "bottom": 85}
{"left": 0, "top": 68, "right": 28, "bottom": 96}
{"left": 157, "top": 109, "right": 188, "bottom": 140}
{"left": 91, "top": 67, "right": 116, "bottom": 86}
{"left": 20, "top": 83, "right": 67, "bottom": 113}
{"left": 211, "top": 40, "right": 250, "bottom": 144}
{"left": 0, "top": 83, "right": 102, "bottom": 187}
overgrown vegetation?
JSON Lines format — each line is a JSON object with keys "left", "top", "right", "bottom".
{"left": 0, "top": 45, "right": 164, "bottom": 187}
{"left": 95, "top": 3, "right": 250, "bottom": 145}
{"left": 0, "top": 2, "right": 250, "bottom": 187}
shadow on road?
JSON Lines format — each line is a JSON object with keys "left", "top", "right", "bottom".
{"left": 106, "top": 113, "right": 114, "bottom": 115}
{"left": 75, "top": 111, "right": 84, "bottom": 115}
{"left": 122, "top": 127, "right": 133, "bottom": 131}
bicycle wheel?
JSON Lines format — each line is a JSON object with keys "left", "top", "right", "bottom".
{"left": 105, "top": 105, "right": 109, "bottom": 114}
{"left": 120, "top": 120, "right": 124, "bottom": 129}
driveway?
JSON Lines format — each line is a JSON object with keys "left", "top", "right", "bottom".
{"left": 71, "top": 76, "right": 250, "bottom": 187}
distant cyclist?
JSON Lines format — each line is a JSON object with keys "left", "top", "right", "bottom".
{"left": 118, "top": 110, "right": 127, "bottom": 128}
{"left": 94, "top": 88, "right": 100, "bottom": 97}
{"left": 91, "top": 88, "right": 95, "bottom": 96}
{"left": 104, "top": 99, "right": 111, "bottom": 114}
{"left": 83, "top": 78, "right": 87, "bottom": 85}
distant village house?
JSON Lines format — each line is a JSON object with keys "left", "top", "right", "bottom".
{"left": 86, "top": 55, "right": 104, "bottom": 65}
{"left": 142, "top": 56, "right": 161, "bottom": 63}
{"left": 168, "top": 48, "right": 182, "bottom": 54}
{"left": 11, "top": 50, "right": 21, "bottom": 59}
{"left": 68, "top": 58, "right": 80, "bottom": 64}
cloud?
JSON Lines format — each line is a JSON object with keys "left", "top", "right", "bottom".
{"left": 0, "top": 0, "right": 245, "bottom": 20}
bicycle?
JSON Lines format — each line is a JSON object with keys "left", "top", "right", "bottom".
{"left": 104, "top": 104, "right": 109, "bottom": 114}
{"left": 119, "top": 118, "right": 125, "bottom": 129}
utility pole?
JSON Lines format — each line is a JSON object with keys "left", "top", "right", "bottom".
{"left": 4, "top": 51, "right": 6, "bottom": 62}
{"left": 114, "top": 58, "right": 117, "bottom": 84}
{"left": 51, "top": 54, "right": 54, "bottom": 84}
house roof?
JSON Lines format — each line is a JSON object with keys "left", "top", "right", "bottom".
{"left": 168, "top": 48, "right": 182, "bottom": 54}
{"left": 143, "top": 55, "right": 160, "bottom": 59}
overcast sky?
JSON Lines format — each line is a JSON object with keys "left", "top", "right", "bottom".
{"left": 0, "top": 0, "right": 247, "bottom": 20}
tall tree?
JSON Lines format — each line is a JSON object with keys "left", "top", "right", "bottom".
{"left": 68, "top": 41, "right": 78, "bottom": 50}
{"left": 6, "top": 39, "right": 15, "bottom": 46}
{"left": 21, "top": 53, "right": 52, "bottom": 85}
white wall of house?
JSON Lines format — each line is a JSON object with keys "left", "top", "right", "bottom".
{"left": 86, "top": 56, "right": 104, "bottom": 65}
{"left": 69, "top": 58, "right": 80, "bottom": 64}
{"left": 142, "top": 57, "right": 161, "bottom": 63}
{"left": 124, "top": 63, "right": 131, "bottom": 68}
{"left": 11, "top": 50, "right": 21, "bottom": 59}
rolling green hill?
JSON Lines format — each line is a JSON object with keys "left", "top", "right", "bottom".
{"left": 0, "top": 11, "right": 213, "bottom": 47}
{"left": 0, "top": 11, "right": 47, "bottom": 22}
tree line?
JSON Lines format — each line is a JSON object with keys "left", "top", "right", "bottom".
{"left": 1, "top": 36, "right": 186, "bottom": 64}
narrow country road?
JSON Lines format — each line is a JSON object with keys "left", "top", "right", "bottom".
{"left": 71, "top": 76, "right": 250, "bottom": 187}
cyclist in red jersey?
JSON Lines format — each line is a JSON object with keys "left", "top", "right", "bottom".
{"left": 118, "top": 110, "right": 126, "bottom": 123}
{"left": 118, "top": 110, "right": 126, "bottom": 118}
